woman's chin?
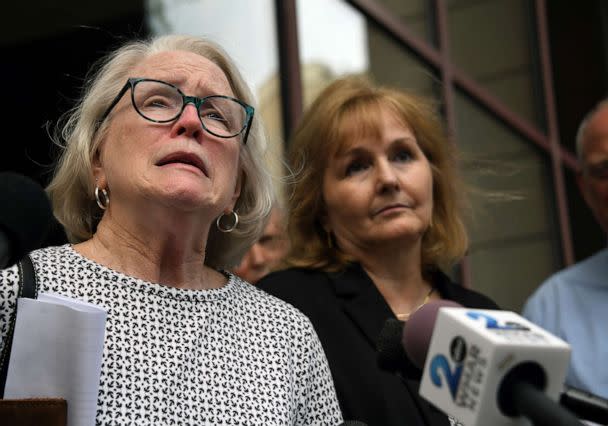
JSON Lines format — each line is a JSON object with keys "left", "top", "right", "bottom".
{"left": 155, "top": 184, "right": 211, "bottom": 212}
{"left": 372, "top": 225, "right": 426, "bottom": 244}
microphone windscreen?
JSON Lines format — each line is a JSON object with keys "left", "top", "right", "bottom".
{"left": 402, "top": 300, "right": 463, "bottom": 369}
{"left": 0, "top": 172, "right": 53, "bottom": 265}
{"left": 376, "top": 318, "right": 406, "bottom": 373}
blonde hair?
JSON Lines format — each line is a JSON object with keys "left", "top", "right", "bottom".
{"left": 286, "top": 76, "right": 468, "bottom": 272}
{"left": 47, "top": 34, "right": 273, "bottom": 269}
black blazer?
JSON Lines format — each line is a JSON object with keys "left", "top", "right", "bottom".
{"left": 258, "top": 263, "right": 499, "bottom": 426}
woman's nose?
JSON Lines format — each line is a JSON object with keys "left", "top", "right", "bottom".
{"left": 248, "top": 243, "right": 266, "bottom": 266}
{"left": 376, "top": 161, "right": 400, "bottom": 192}
{"left": 170, "top": 103, "right": 202, "bottom": 139}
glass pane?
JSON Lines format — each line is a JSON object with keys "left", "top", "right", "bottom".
{"left": 455, "top": 90, "right": 561, "bottom": 312}
{"left": 296, "top": 0, "right": 369, "bottom": 77}
{"left": 374, "top": 0, "right": 434, "bottom": 43}
{"left": 366, "top": 21, "right": 438, "bottom": 97}
{"left": 295, "top": 0, "right": 437, "bottom": 105}
{"left": 295, "top": 0, "right": 369, "bottom": 106}
{"left": 448, "top": 0, "right": 543, "bottom": 128}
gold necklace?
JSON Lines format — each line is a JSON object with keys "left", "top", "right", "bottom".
{"left": 395, "top": 287, "right": 435, "bottom": 321}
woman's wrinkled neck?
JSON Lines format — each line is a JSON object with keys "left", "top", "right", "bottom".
{"left": 73, "top": 206, "right": 225, "bottom": 290}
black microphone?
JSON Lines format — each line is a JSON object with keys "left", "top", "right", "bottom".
{"left": 0, "top": 172, "right": 53, "bottom": 268}
{"left": 376, "top": 317, "right": 407, "bottom": 374}
{"left": 560, "top": 385, "right": 608, "bottom": 424}
{"left": 377, "top": 302, "right": 461, "bottom": 378}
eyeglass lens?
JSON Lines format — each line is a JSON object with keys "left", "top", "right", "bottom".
{"left": 132, "top": 80, "right": 247, "bottom": 138}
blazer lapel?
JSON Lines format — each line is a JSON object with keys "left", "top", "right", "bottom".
{"left": 330, "top": 263, "right": 395, "bottom": 348}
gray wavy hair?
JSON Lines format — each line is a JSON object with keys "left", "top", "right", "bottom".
{"left": 47, "top": 34, "right": 274, "bottom": 269}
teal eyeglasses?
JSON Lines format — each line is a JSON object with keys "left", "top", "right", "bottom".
{"left": 99, "top": 78, "right": 254, "bottom": 144}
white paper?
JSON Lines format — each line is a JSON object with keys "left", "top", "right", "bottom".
{"left": 4, "top": 292, "right": 107, "bottom": 426}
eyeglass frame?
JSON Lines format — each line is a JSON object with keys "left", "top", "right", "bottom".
{"left": 97, "top": 77, "right": 255, "bottom": 144}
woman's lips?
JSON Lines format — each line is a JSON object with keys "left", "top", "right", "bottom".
{"left": 156, "top": 152, "right": 208, "bottom": 176}
{"left": 373, "top": 203, "right": 411, "bottom": 216}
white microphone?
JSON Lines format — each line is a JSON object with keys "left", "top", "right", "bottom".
{"left": 407, "top": 301, "right": 583, "bottom": 426}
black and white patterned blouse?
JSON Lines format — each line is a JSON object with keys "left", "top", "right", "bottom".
{"left": 0, "top": 245, "right": 343, "bottom": 425}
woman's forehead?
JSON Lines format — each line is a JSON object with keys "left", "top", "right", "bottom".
{"left": 332, "top": 104, "right": 411, "bottom": 155}
{"left": 131, "top": 50, "right": 233, "bottom": 96}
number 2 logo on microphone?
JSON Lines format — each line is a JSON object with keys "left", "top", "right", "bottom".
{"left": 465, "top": 311, "right": 529, "bottom": 331}
{"left": 429, "top": 336, "right": 467, "bottom": 399}
{"left": 429, "top": 311, "right": 500, "bottom": 407}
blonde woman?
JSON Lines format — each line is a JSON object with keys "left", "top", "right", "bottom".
{"left": 259, "top": 76, "right": 498, "bottom": 426}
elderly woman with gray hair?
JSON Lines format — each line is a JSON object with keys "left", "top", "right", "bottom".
{"left": 0, "top": 35, "right": 342, "bottom": 425}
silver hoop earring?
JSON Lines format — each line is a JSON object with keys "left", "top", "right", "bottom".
{"left": 216, "top": 211, "right": 239, "bottom": 233}
{"left": 95, "top": 186, "right": 110, "bottom": 210}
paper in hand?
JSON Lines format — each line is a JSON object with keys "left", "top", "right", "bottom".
{"left": 4, "top": 293, "right": 107, "bottom": 426}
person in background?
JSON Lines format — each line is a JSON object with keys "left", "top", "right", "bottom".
{"left": 258, "top": 76, "right": 498, "bottom": 426}
{"left": 523, "top": 99, "right": 608, "bottom": 399}
{"left": 0, "top": 34, "right": 342, "bottom": 425}
{"left": 233, "top": 205, "right": 290, "bottom": 284}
